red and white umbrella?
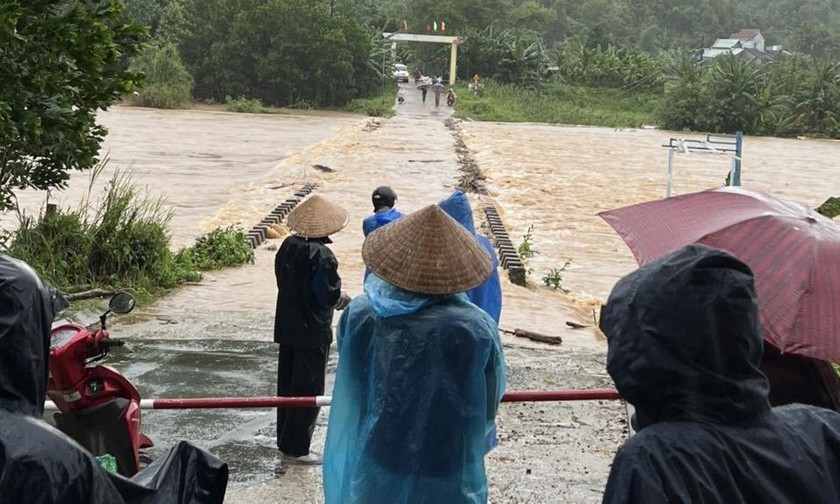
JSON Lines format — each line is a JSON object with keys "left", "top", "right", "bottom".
{"left": 599, "top": 186, "right": 840, "bottom": 361}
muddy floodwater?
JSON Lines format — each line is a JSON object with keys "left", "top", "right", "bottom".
{"left": 27, "top": 90, "right": 840, "bottom": 503}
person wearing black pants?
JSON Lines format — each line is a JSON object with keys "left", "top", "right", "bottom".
{"left": 274, "top": 195, "right": 351, "bottom": 465}
{"left": 276, "top": 345, "right": 328, "bottom": 457}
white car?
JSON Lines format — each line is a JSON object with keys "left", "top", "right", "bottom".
{"left": 394, "top": 63, "right": 409, "bottom": 83}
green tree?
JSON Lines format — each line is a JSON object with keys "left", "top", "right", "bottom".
{"left": 0, "top": 1, "right": 146, "bottom": 211}
{"left": 127, "top": 43, "right": 193, "bottom": 108}
{"left": 164, "top": 0, "right": 378, "bottom": 107}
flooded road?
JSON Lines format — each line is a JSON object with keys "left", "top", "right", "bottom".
{"left": 27, "top": 92, "right": 840, "bottom": 502}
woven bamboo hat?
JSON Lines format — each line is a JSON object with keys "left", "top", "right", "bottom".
{"left": 363, "top": 205, "right": 493, "bottom": 295}
{"left": 286, "top": 195, "right": 349, "bottom": 239}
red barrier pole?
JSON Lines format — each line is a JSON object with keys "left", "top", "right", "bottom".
{"left": 146, "top": 389, "right": 621, "bottom": 410}
{"left": 45, "top": 389, "right": 622, "bottom": 412}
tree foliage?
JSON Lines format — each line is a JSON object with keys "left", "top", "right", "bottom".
{"left": 158, "top": 0, "right": 380, "bottom": 108}
{"left": 127, "top": 42, "right": 193, "bottom": 108}
{"left": 658, "top": 54, "right": 840, "bottom": 137}
{"left": 0, "top": 1, "right": 145, "bottom": 210}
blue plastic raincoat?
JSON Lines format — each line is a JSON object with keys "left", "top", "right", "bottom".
{"left": 438, "top": 191, "right": 502, "bottom": 323}
{"left": 323, "top": 275, "right": 506, "bottom": 504}
{"left": 362, "top": 207, "right": 405, "bottom": 237}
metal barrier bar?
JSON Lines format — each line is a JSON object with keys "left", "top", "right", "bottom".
{"left": 43, "top": 389, "right": 621, "bottom": 412}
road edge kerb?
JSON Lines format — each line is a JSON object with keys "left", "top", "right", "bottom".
{"left": 245, "top": 182, "right": 318, "bottom": 248}
{"left": 445, "top": 117, "right": 526, "bottom": 286}
{"left": 483, "top": 203, "right": 527, "bottom": 286}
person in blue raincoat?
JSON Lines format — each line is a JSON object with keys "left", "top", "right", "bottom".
{"left": 363, "top": 186, "right": 404, "bottom": 280}
{"left": 323, "top": 205, "right": 506, "bottom": 504}
{"left": 439, "top": 190, "right": 502, "bottom": 323}
{"left": 363, "top": 186, "right": 404, "bottom": 237}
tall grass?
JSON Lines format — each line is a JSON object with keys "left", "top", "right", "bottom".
{"left": 4, "top": 160, "right": 253, "bottom": 298}
{"left": 454, "top": 80, "right": 659, "bottom": 127}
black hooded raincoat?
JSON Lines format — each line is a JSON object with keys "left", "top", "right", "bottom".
{"left": 274, "top": 235, "right": 342, "bottom": 347}
{"left": 0, "top": 255, "right": 228, "bottom": 503}
{"left": 600, "top": 245, "right": 840, "bottom": 504}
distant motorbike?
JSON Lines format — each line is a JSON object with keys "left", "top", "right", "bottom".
{"left": 47, "top": 292, "right": 153, "bottom": 477}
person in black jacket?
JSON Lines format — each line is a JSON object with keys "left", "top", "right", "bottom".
{"left": 274, "top": 195, "right": 350, "bottom": 465}
{"left": 600, "top": 244, "right": 840, "bottom": 504}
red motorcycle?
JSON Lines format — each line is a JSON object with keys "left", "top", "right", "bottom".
{"left": 47, "top": 292, "right": 153, "bottom": 477}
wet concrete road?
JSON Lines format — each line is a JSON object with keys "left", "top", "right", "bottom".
{"left": 46, "top": 339, "right": 337, "bottom": 491}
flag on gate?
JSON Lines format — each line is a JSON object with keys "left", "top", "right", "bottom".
{"left": 433, "top": 21, "right": 438, "bottom": 31}
{"left": 403, "top": 19, "right": 408, "bottom": 31}
{"left": 441, "top": 21, "right": 446, "bottom": 31}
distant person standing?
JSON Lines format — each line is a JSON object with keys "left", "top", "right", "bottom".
{"left": 433, "top": 78, "right": 445, "bottom": 107}
{"left": 418, "top": 77, "right": 430, "bottom": 104}
{"left": 274, "top": 195, "right": 351, "bottom": 465}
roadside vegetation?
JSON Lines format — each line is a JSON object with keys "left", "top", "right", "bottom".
{"left": 224, "top": 96, "right": 268, "bottom": 114}
{"left": 4, "top": 164, "right": 253, "bottom": 301}
{"left": 343, "top": 85, "right": 398, "bottom": 117}
{"left": 455, "top": 80, "right": 658, "bottom": 127}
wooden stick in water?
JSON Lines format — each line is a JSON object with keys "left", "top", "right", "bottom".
{"left": 501, "top": 328, "right": 562, "bottom": 345}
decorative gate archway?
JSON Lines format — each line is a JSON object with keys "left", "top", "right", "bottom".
{"left": 382, "top": 32, "right": 464, "bottom": 85}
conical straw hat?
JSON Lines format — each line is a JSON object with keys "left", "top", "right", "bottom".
{"left": 363, "top": 205, "right": 493, "bottom": 295}
{"left": 286, "top": 195, "right": 349, "bottom": 239}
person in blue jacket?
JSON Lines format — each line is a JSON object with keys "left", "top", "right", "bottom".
{"left": 323, "top": 205, "right": 506, "bottom": 504}
{"left": 438, "top": 190, "right": 502, "bottom": 323}
{"left": 362, "top": 186, "right": 404, "bottom": 237}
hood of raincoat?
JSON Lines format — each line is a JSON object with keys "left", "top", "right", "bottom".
{"left": 600, "top": 244, "right": 770, "bottom": 428}
{"left": 364, "top": 273, "right": 451, "bottom": 317}
{"left": 439, "top": 190, "right": 476, "bottom": 234}
{"left": 0, "top": 255, "right": 56, "bottom": 417}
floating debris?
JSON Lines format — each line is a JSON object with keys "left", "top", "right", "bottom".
{"left": 363, "top": 119, "right": 381, "bottom": 132}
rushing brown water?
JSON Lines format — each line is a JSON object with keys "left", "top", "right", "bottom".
{"left": 461, "top": 122, "right": 840, "bottom": 305}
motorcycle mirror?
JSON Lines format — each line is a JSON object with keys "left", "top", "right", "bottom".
{"left": 108, "top": 292, "right": 136, "bottom": 315}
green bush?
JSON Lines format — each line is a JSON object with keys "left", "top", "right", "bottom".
{"left": 343, "top": 86, "right": 396, "bottom": 117}
{"left": 224, "top": 96, "right": 267, "bottom": 113}
{"left": 175, "top": 226, "right": 254, "bottom": 270}
{"left": 126, "top": 43, "right": 193, "bottom": 109}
